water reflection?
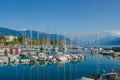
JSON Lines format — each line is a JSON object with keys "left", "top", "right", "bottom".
{"left": 0, "top": 51, "right": 120, "bottom": 80}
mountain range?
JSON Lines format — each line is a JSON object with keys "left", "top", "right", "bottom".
{"left": 0, "top": 27, "right": 64, "bottom": 40}
{"left": 0, "top": 27, "right": 120, "bottom": 46}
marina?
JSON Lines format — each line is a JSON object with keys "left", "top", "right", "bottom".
{"left": 1, "top": 29, "right": 120, "bottom": 80}
{"left": 0, "top": 0, "right": 120, "bottom": 80}
{"left": 0, "top": 46, "right": 120, "bottom": 80}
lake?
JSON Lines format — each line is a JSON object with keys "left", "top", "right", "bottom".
{"left": 0, "top": 51, "right": 120, "bottom": 80}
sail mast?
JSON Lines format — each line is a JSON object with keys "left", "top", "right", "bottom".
{"left": 30, "top": 28, "right": 32, "bottom": 48}
{"left": 47, "top": 27, "right": 50, "bottom": 48}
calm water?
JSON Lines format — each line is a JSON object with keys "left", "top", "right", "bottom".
{"left": 0, "top": 51, "right": 120, "bottom": 80}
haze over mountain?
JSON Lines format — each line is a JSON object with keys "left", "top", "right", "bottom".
{"left": 68, "top": 30, "right": 120, "bottom": 46}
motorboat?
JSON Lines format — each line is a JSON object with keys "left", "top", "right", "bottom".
{"left": 10, "top": 55, "right": 19, "bottom": 63}
{"left": 30, "top": 56, "right": 38, "bottom": 62}
{"left": 111, "top": 47, "right": 120, "bottom": 57}
{"left": 19, "top": 53, "right": 28, "bottom": 56}
{"left": 20, "top": 56, "right": 30, "bottom": 63}
{"left": 0, "top": 56, "right": 8, "bottom": 64}
{"left": 36, "top": 52, "right": 47, "bottom": 61}
{"left": 80, "top": 70, "right": 120, "bottom": 80}
{"left": 100, "top": 49, "right": 114, "bottom": 55}
{"left": 55, "top": 52, "right": 68, "bottom": 62}
{"left": 90, "top": 47, "right": 103, "bottom": 54}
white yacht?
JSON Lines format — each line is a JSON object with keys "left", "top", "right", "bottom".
{"left": 100, "top": 49, "right": 114, "bottom": 55}
{"left": 80, "top": 70, "right": 120, "bottom": 80}
{"left": 0, "top": 56, "right": 8, "bottom": 64}
{"left": 37, "top": 52, "right": 47, "bottom": 61}
{"left": 10, "top": 55, "right": 19, "bottom": 63}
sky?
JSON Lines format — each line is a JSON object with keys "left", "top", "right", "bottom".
{"left": 0, "top": 0, "right": 120, "bottom": 34}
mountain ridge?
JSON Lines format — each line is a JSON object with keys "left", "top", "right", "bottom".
{"left": 0, "top": 27, "right": 64, "bottom": 40}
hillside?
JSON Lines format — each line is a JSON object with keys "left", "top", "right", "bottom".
{"left": 0, "top": 27, "right": 64, "bottom": 40}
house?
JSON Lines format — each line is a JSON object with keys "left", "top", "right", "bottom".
{"left": 4, "top": 35, "right": 17, "bottom": 42}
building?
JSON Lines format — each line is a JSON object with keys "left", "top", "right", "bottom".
{"left": 4, "top": 35, "right": 17, "bottom": 42}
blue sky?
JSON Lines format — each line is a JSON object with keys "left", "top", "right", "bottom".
{"left": 0, "top": 0, "right": 120, "bottom": 33}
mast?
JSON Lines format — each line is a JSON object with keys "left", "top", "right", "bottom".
{"left": 37, "top": 30, "right": 40, "bottom": 46}
{"left": 63, "top": 33, "right": 67, "bottom": 53}
{"left": 63, "top": 33, "right": 66, "bottom": 48}
{"left": 22, "top": 28, "right": 26, "bottom": 46}
{"left": 23, "top": 29, "right": 24, "bottom": 45}
{"left": 30, "top": 28, "right": 32, "bottom": 48}
{"left": 57, "top": 33, "right": 59, "bottom": 47}
{"left": 70, "top": 33, "right": 72, "bottom": 48}
{"left": 70, "top": 33, "right": 74, "bottom": 48}
{"left": 76, "top": 32, "right": 79, "bottom": 47}
{"left": 47, "top": 27, "right": 50, "bottom": 48}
